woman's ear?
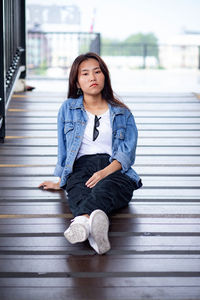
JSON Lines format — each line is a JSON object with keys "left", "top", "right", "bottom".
{"left": 76, "top": 82, "right": 80, "bottom": 89}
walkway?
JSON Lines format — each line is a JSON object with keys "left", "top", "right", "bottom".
{"left": 0, "top": 90, "right": 200, "bottom": 300}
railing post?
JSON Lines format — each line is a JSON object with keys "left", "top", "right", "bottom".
{"left": 0, "top": 0, "right": 6, "bottom": 143}
{"left": 198, "top": 46, "right": 200, "bottom": 70}
{"left": 89, "top": 33, "right": 101, "bottom": 55}
{"left": 97, "top": 33, "right": 101, "bottom": 55}
{"left": 20, "top": 0, "right": 26, "bottom": 79}
{"left": 143, "top": 43, "right": 147, "bottom": 69}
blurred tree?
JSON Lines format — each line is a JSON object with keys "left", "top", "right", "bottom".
{"left": 124, "top": 32, "right": 158, "bottom": 57}
{"left": 124, "top": 32, "right": 157, "bottom": 44}
{"left": 102, "top": 33, "right": 158, "bottom": 58}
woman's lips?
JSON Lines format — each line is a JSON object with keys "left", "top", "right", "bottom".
{"left": 90, "top": 83, "right": 98, "bottom": 87}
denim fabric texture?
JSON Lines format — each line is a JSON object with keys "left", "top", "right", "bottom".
{"left": 54, "top": 96, "right": 141, "bottom": 188}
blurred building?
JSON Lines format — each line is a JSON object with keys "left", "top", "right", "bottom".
{"left": 27, "top": 4, "right": 81, "bottom": 75}
{"left": 159, "top": 31, "right": 200, "bottom": 69}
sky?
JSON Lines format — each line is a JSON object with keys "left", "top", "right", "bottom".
{"left": 27, "top": 0, "right": 200, "bottom": 42}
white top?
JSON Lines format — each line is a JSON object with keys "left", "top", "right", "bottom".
{"left": 76, "top": 109, "right": 112, "bottom": 159}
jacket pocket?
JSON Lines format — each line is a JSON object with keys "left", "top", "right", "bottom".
{"left": 64, "top": 122, "right": 74, "bottom": 134}
{"left": 114, "top": 128, "right": 125, "bottom": 140}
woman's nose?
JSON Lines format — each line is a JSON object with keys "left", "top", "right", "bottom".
{"left": 89, "top": 73, "right": 96, "bottom": 81}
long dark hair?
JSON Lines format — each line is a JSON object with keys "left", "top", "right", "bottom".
{"left": 67, "top": 52, "right": 127, "bottom": 108}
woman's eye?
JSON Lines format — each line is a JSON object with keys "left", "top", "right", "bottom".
{"left": 82, "top": 73, "right": 88, "bottom": 76}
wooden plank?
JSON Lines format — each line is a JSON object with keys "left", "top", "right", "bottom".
{"left": 4, "top": 138, "right": 57, "bottom": 146}
{"left": 6, "top": 110, "right": 200, "bottom": 117}
{"left": 138, "top": 147, "right": 200, "bottom": 155}
{"left": 0, "top": 147, "right": 57, "bottom": 155}
{"left": 6, "top": 117, "right": 57, "bottom": 124}
{"left": 0, "top": 277, "right": 199, "bottom": 288}
{"left": 127, "top": 103, "right": 200, "bottom": 110}
{"left": 7, "top": 124, "right": 57, "bottom": 130}
{"left": 0, "top": 157, "right": 57, "bottom": 164}
{"left": 138, "top": 138, "right": 200, "bottom": 146}
{"left": 0, "top": 216, "right": 199, "bottom": 225}
{"left": 0, "top": 166, "right": 199, "bottom": 178}
{"left": 0, "top": 202, "right": 200, "bottom": 215}
{"left": 133, "top": 188, "right": 200, "bottom": 198}
{"left": 7, "top": 116, "right": 200, "bottom": 124}
{"left": 1, "top": 221, "right": 200, "bottom": 234}
{"left": 0, "top": 188, "right": 199, "bottom": 200}
{"left": 0, "top": 176, "right": 199, "bottom": 188}
{"left": 0, "top": 257, "right": 199, "bottom": 272}
{"left": 135, "top": 117, "right": 200, "bottom": 123}
{"left": 135, "top": 166, "right": 200, "bottom": 175}
{"left": 1, "top": 155, "right": 200, "bottom": 165}
{"left": 13, "top": 91, "right": 66, "bottom": 97}
{"left": 138, "top": 131, "right": 200, "bottom": 137}
{"left": 0, "top": 286, "right": 200, "bottom": 300}
{"left": 5, "top": 129, "right": 200, "bottom": 138}
{"left": 3, "top": 137, "right": 200, "bottom": 146}
{"left": 0, "top": 146, "right": 199, "bottom": 156}
{"left": 135, "top": 156, "right": 200, "bottom": 164}
{"left": 0, "top": 166, "right": 54, "bottom": 176}
{"left": 0, "top": 189, "right": 65, "bottom": 199}
{"left": 6, "top": 123, "right": 200, "bottom": 130}
{"left": 9, "top": 102, "right": 200, "bottom": 110}
{"left": 0, "top": 244, "right": 199, "bottom": 253}
{"left": 137, "top": 124, "right": 200, "bottom": 130}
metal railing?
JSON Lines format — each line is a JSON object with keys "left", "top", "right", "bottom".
{"left": 0, "top": 0, "right": 26, "bottom": 143}
{"left": 27, "top": 34, "right": 200, "bottom": 76}
{"left": 101, "top": 43, "right": 200, "bottom": 70}
{"left": 27, "top": 31, "right": 100, "bottom": 77}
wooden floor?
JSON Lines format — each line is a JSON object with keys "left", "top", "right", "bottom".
{"left": 0, "top": 90, "right": 200, "bottom": 300}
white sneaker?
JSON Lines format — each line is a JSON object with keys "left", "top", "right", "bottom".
{"left": 64, "top": 216, "right": 89, "bottom": 244}
{"left": 88, "top": 209, "right": 111, "bottom": 254}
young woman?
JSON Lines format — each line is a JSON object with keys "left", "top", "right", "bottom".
{"left": 39, "top": 52, "right": 142, "bottom": 255}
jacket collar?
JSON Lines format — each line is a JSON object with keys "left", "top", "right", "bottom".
{"left": 69, "top": 96, "right": 125, "bottom": 115}
{"left": 69, "top": 96, "right": 84, "bottom": 109}
{"left": 109, "top": 104, "right": 125, "bottom": 115}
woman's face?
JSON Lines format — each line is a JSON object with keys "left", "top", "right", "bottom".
{"left": 77, "top": 58, "right": 105, "bottom": 97}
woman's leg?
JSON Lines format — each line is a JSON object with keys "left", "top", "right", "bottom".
{"left": 64, "top": 154, "right": 137, "bottom": 253}
{"left": 66, "top": 154, "right": 111, "bottom": 217}
{"left": 66, "top": 154, "right": 137, "bottom": 217}
{"left": 73, "top": 170, "right": 136, "bottom": 216}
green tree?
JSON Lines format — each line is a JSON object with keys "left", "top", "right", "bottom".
{"left": 101, "top": 33, "right": 158, "bottom": 58}
{"left": 123, "top": 32, "right": 158, "bottom": 57}
{"left": 124, "top": 32, "right": 158, "bottom": 44}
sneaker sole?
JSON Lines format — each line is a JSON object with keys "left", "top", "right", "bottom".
{"left": 64, "top": 223, "right": 88, "bottom": 244}
{"left": 89, "top": 210, "right": 110, "bottom": 254}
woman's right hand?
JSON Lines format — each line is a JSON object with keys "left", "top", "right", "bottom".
{"left": 38, "top": 181, "right": 61, "bottom": 190}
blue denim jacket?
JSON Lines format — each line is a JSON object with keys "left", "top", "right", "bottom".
{"left": 54, "top": 96, "right": 142, "bottom": 188}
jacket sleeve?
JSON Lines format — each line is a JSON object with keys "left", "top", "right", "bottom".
{"left": 112, "top": 112, "right": 138, "bottom": 173}
{"left": 53, "top": 105, "right": 66, "bottom": 178}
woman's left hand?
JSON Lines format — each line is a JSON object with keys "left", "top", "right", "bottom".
{"left": 85, "top": 170, "right": 106, "bottom": 188}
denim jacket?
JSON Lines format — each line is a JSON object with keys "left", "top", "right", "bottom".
{"left": 54, "top": 96, "right": 142, "bottom": 188}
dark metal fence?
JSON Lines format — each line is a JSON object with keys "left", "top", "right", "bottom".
{"left": 27, "top": 31, "right": 100, "bottom": 77}
{"left": 0, "top": 0, "right": 26, "bottom": 142}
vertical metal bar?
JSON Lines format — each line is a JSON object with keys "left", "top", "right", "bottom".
{"left": 97, "top": 33, "right": 101, "bottom": 55}
{"left": 19, "top": 0, "right": 26, "bottom": 79}
{"left": 143, "top": 44, "right": 147, "bottom": 69}
{"left": 0, "top": 0, "right": 6, "bottom": 142}
{"left": 198, "top": 46, "right": 200, "bottom": 70}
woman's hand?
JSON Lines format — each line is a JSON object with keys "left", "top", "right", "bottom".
{"left": 38, "top": 181, "right": 61, "bottom": 190}
{"left": 85, "top": 170, "right": 106, "bottom": 188}
{"left": 85, "top": 160, "right": 122, "bottom": 189}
